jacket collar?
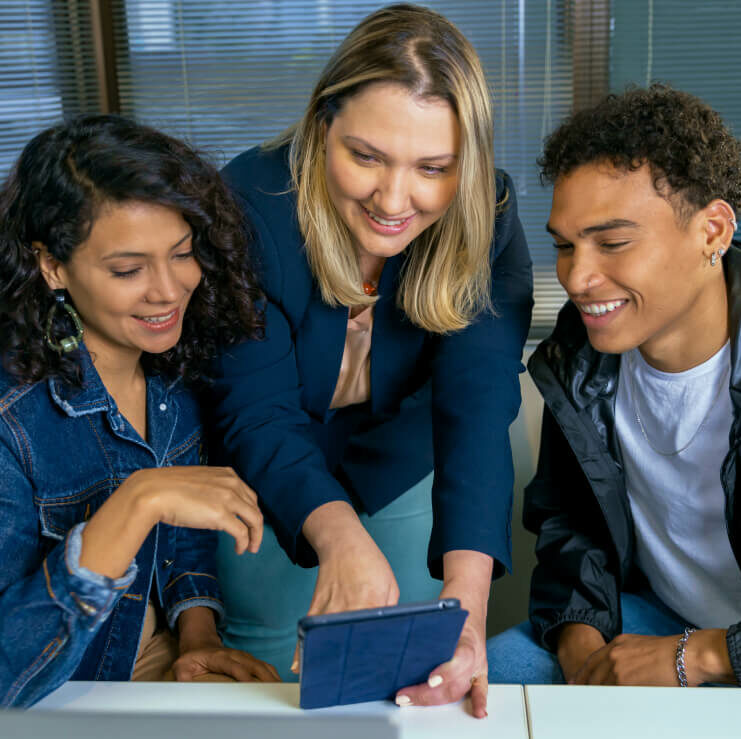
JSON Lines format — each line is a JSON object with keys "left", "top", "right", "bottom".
{"left": 532, "top": 239, "right": 741, "bottom": 412}
{"left": 47, "top": 344, "right": 179, "bottom": 418}
{"left": 725, "top": 241, "right": 741, "bottom": 407}
{"left": 527, "top": 240, "right": 741, "bottom": 579}
{"left": 48, "top": 345, "right": 110, "bottom": 417}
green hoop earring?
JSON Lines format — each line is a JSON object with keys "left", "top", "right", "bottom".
{"left": 45, "top": 289, "right": 84, "bottom": 354}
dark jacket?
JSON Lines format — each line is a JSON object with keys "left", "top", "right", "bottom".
{"left": 0, "top": 347, "right": 223, "bottom": 707}
{"left": 209, "top": 144, "right": 533, "bottom": 578}
{"left": 524, "top": 240, "right": 741, "bottom": 684}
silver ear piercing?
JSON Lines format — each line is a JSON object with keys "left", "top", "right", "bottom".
{"left": 711, "top": 248, "right": 727, "bottom": 266}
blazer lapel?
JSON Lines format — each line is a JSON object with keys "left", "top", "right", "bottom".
{"left": 371, "top": 253, "right": 425, "bottom": 414}
{"left": 295, "top": 284, "right": 348, "bottom": 420}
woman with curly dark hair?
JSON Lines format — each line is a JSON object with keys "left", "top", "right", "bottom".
{"left": 0, "top": 114, "right": 278, "bottom": 708}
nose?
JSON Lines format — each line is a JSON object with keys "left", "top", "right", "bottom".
{"left": 145, "top": 264, "right": 181, "bottom": 304}
{"left": 373, "top": 167, "right": 411, "bottom": 216}
{"left": 558, "top": 245, "right": 605, "bottom": 296}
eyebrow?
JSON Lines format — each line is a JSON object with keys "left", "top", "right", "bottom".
{"left": 545, "top": 219, "right": 641, "bottom": 239}
{"left": 342, "top": 135, "right": 457, "bottom": 162}
{"left": 101, "top": 230, "right": 192, "bottom": 261}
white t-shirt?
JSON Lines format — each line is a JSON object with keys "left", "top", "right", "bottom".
{"left": 615, "top": 342, "right": 741, "bottom": 628}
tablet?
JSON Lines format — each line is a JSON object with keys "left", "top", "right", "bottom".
{"left": 298, "top": 598, "right": 468, "bottom": 709}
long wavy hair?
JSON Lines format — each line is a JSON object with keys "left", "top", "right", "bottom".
{"left": 0, "top": 114, "right": 263, "bottom": 387}
{"left": 271, "top": 3, "right": 499, "bottom": 333}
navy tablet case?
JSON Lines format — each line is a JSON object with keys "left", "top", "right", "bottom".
{"left": 298, "top": 599, "right": 468, "bottom": 709}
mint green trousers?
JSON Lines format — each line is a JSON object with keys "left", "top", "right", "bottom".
{"left": 217, "top": 473, "right": 439, "bottom": 681}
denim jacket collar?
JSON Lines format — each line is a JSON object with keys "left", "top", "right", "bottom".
{"left": 47, "top": 345, "right": 182, "bottom": 418}
{"left": 47, "top": 345, "right": 110, "bottom": 418}
{"left": 46, "top": 345, "right": 185, "bottom": 468}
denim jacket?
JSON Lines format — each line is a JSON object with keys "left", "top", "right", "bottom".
{"left": 0, "top": 347, "right": 224, "bottom": 707}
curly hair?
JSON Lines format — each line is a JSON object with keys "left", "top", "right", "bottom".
{"left": 0, "top": 114, "right": 263, "bottom": 387}
{"left": 539, "top": 84, "right": 741, "bottom": 222}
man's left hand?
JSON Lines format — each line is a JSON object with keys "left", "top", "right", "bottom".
{"left": 571, "top": 633, "right": 679, "bottom": 685}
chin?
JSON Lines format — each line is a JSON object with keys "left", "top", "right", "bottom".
{"left": 585, "top": 330, "right": 638, "bottom": 355}
{"left": 362, "top": 235, "right": 414, "bottom": 258}
{"left": 141, "top": 334, "right": 183, "bottom": 355}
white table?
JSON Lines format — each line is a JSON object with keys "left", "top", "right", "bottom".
{"left": 23, "top": 681, "right": 740, "bottom": 738}
{"left": 524, "top": 685, "right": 741, "bottom": 739}
{"left": 33, "top": 682, "right": 529, "bottom": 739}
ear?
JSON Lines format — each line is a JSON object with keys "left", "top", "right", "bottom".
{"left": 35, "top": 242, "right": 68, "bottom": 291}
{"left": 700, "top": 199, "right": 736, "bottom": 257}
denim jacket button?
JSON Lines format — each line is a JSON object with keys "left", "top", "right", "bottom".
{"left": 159, "top": 403, "right": 167, "bottom": 411}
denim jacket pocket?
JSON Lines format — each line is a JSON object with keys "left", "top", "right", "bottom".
{"left": 36, "top": 478, "right": 116, "bottom": 541}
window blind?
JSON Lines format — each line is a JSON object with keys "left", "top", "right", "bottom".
{"left": 0, "top": 1, "right": 100, "bottom": 178}
{"left": 2, "top": 1, "right": 739, "bottom": 334}
{"left": 611, "top": 0, "right": 741, "bottom": 132}
{"left": 112, "top": 0, "right": 581, "bottom": 336}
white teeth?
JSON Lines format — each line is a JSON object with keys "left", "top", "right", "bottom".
{"left": 579, "top": 300, "right": 626, "bottom": 316}
{"left": 138, "top": 310, "right": 175, "bottom": 324}
{"left": 367, "top": 210, "right": 406, "bottom": 227}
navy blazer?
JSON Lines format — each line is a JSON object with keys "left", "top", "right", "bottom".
{"left": 209, "top": 144, "right": 533, "bottom": 578}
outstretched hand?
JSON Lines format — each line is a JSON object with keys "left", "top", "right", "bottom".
{"left": 291, "top": 522, "right": 400, "bottom": 672}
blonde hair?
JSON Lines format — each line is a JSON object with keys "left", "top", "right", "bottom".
{"left": 273, "top": 3, "right": 498, "bottom": 333}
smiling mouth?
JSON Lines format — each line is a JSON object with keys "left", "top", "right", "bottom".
{"left": 362, "top": 206, "right": 414, "bottom": 227}
{"left": 577, "top": 299, "right": 628, "bottom": 316}
{"left": 134, "top": 309, "right": 177, "bottom": 324}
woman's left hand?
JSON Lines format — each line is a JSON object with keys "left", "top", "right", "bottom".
{"left": 394, "top": 550, "right": 493, "bottom": 719}
{"left": 173, "top": 645, "right": 281, "bottom": 683}
{"left": 395, "top": 611, "right": 488, "bottom": 717}
{"left": 174, "top": 605, "right": 281, "bottom": 682}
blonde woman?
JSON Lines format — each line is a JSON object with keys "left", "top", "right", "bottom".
{"left": 209, "top": 3, "right": 532, "bottom": 715}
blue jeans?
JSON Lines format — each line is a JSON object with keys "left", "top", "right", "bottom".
{"left": 486, "top": 590, "right": 688, "bottom": 684}
{"left": 217, "top": 473, "right": 440, "bottom": 681}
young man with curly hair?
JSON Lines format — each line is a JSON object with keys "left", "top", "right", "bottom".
{"left": 487, "top": 85, "right": 741, "bottom": 687}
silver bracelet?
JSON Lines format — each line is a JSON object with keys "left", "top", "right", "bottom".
{"left": 675, "top": 626, "right": 696, "bottom": 687}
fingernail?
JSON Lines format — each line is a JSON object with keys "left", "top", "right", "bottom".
{"left": 290, "top": 660, "right": 298, "bottom": 673}
{"left": 395, "top": 695, "right": 412, "bottom": 706}
{"left": 428, "top": 674, "right": 444, "bottom": 688}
